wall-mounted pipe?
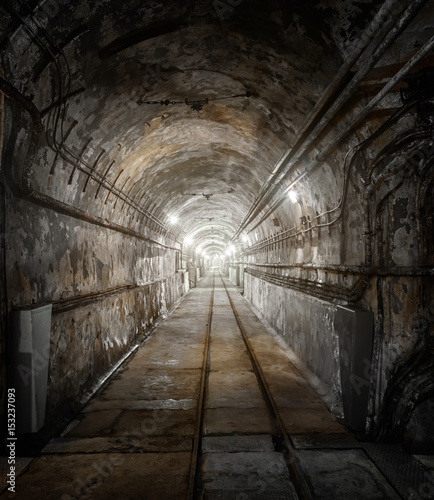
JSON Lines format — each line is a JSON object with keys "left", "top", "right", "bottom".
{"left": 2, "top": 0, "right": 174, "bottom": 236}
{"left": 250, "top": 30, "right": 434, "bottom": 232}
{"left": 247, "top": 100, "right": 418, "bottom": 239}
{"left": 231, "top": 0, "right": 428, "bottom": 242}
{"left": 0, "top": 77, "right": 179, "bottom": 252}
{"left": 244, "top": 262, "right": 434, "bottom": 277}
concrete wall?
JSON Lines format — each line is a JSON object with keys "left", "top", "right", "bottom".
{"left": 228, "top": 265, "right": 238, "bottom": 286}
{"left": 46, "top": 273, "right": 186, "bottom": 429}
{"left": 244, "top": 272, "right": 375, "bottom": 432}
{"left": 244, "top": 272, "right": 341, "bottom": 399}
{"left": 4, "top": 195, "right": 187, "bottom": 433}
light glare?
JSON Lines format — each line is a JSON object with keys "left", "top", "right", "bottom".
{"left": 288, "top": 190, "right": 298, "bottom": 204}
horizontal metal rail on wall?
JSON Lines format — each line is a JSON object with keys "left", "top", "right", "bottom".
{"left": 52, "top": 285, "right": 137, "bottom": 314}
{"left": 245, "top": 262, "right": 434, "bottom": 278}
{"left": 49, "top": 275, "right": 182, "bottom": 314}
{"left": 0, "top": 77, "right": 179, "bottom": 252}
{"left": 244, "top": 267, "right": 367, "bottom": 304}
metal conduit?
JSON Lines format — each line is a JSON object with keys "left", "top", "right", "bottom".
{"left": 0, "top": 78, "right": 180, "bottom": 251}
{"left": 245, "top": 262, "right": 434, "bottom": 277}
{"left": 263, "top": 0, "right": 407, "bottom": 187}
{"left": 232, "top": 0, "right": 408, "bottom": 242}
{"left": 231, "top": 0, "right": 428, "bottom": 241}
{"left": 250, "top": 32, "right": 434, "bottom": 231}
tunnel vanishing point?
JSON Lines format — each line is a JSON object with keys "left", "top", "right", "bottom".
{"left": 1, "top": 0, "right": 434, "bottom": 498}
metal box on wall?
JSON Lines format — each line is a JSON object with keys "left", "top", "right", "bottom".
{"left": 335, "top": 305, "right": 374, "bottom": 432}
{"left": 10, "top": 304, "right": 52, "bottom": 434}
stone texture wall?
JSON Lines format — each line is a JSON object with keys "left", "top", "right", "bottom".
{"left": 244, "top": 272, "right": 341, "bottom": 399}
{"left": 46, "top": 273, "right": 185, "bottom": 430}
{"left": 4, "top": 194, "right": 186, "bottom": 433}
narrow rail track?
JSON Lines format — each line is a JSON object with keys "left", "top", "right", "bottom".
{"left": 218, "top": 272, "right": 311, "bottom": 500}
{"left": 188, "top": 272, "right": 215, "bottom": 499}
{"left": 6, "top": 269, "right": 415, "bottom": 499}
{"left": 188, "top": 270, "right": 311, "bottom": 499}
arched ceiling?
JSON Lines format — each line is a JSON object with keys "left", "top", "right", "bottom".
{"left": 1, "top": 0, "right": 432, "bottom": 255}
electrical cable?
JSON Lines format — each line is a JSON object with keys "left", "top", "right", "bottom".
{"left": 5, "top": 0, "right": 175, "bottom": 237}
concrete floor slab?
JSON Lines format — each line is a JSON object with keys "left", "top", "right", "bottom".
{"left": 43, "top": 436, "right": 192, "bottom": 454}
{"left": 0, "top": 453, "right": 190, "bottom": 500}
{"left": 297, "top": 449, "right": 401, "bottom": 499}
{"left": 84, "top": 397, "right": 196, "bottom": 412}
{"left": 100, "top": 368, "right": 201, "bottom": 400}
{"left": 209, "top": 325, "right": 241, "bottom": 343}
{"left": 111, "top": 409, "right": 196, "bottom": 437}
{"left": 265, "top": 377, "right": 316, "bottom": 398}
{"left": 208, "top": 347, "right": 252, "bottom": 372}
{"left": 273, "top": 395, "right": 325, "bottom": 409}
{"left": 130, "top": 345, "right": 205, "bottom": 369}
{"left": 203, "top": 408, "right": 274, "bottom": 435}
{"left": 64, "top": 409, "right": 122, "bottom": 437}
{"left": 206, "top": 371, "right": 265, "bottom": 409}
{"left": 202, "top": 435, "right": 275, "bottom": 453}
{"left": 279, "top": 408, "right": 347, "bottom": 435}
{"left": 201, "top": 452, "right": 297, "bottom": 496}
{"left": 291, "top": 433, "right": 361, "bottom": 449}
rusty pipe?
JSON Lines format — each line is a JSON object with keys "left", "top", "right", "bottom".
{"left": 232, "top": 0, "right": 427, "bottom": 241}
{"left": 250, "top": 29, "right": 434, "bottom": 233}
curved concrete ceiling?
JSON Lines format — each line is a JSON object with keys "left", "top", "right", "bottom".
{"left": 1, "top": 0, "right": 432, "bottom": 254}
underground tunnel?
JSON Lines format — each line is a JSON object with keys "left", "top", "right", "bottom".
{"left": 0, "top": 0, "right": 434, "bottom": 498}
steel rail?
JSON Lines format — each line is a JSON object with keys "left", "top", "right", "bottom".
{"left": 187, "top": 272, "right": 214, "bottom": 500}
{"left": 219, "top": 272, "right": 313, "bottom": 500}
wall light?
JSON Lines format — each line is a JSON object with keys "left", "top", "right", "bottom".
{"left": 288, "top": 190, "right": 299, "bottom": 204}
{"left": 169, "top": 214, "right": 179, "bottom": 224}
